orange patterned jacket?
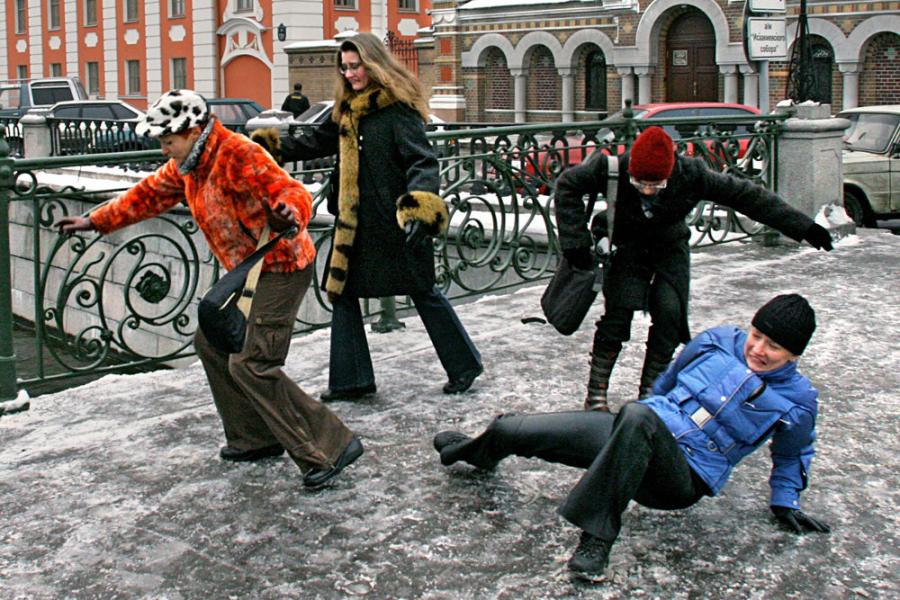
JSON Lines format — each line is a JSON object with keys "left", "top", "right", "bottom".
{"left": 90, "top": 119, "right": 316, "bottom": 273}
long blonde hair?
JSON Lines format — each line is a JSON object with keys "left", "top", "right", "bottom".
{"left": 331, "top": 32, "right": 429, "bottom": 122}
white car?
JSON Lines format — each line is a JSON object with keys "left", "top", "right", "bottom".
{"left": 838, "top": 105, "right": 900, "bottom": 227}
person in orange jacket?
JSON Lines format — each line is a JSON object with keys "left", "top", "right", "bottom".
{"left": 56, "top": 89, "right": 362, "bottom": 488}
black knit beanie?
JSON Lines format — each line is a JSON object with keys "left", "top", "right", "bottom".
{"left": 751, "top": 294, "right": 816, "bottom": 355}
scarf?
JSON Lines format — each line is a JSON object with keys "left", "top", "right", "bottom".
{"left": 177, "top": 116, "right": 216, "bottom": 176}
{"left": 327, "top": 86, "right": 397, "bottom": 300}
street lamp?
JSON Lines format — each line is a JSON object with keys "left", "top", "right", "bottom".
{"left": 276, "top": 23, "right": 287, "bottom": 43}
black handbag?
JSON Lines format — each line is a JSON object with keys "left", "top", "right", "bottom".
{"left": 197, "top": 225, "right": 295, "bottom": 354}
{"left": 541, "top": 155, "right": 618, "bottom": 335}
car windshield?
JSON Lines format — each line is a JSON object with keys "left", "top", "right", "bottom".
{"left": 297, "top": 102, "right": 332, "bottom": 123}
{"left": 840, "top": 112, "right": 900, "bottom": 153}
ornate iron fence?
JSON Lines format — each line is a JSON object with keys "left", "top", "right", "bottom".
{"left": 0, "top": 109, "right": 785, "bottom": 398}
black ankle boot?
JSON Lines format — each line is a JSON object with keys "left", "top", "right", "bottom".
{"left": 567, "top": 531, "right": 612, "bottom": 577}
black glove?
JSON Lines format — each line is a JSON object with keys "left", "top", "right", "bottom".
{"left": 563, "top": 246, "right": 594, "bottom": 270}
{"left": 771, "top": 506, "right": 831, "bottom": 534}
{"left": 404, "top": 219, "right": 428, "bottom": 248}
{"left": 804, "top": 224, "right": 833, "bottom": 251}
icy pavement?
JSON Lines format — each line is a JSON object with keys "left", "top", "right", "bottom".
{"left": 1, "top": 230, "right": 898, "bottom": 599}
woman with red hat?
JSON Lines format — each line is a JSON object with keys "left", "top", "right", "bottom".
{"left": 554, "top": 126, "right": 834, "bottom": 412}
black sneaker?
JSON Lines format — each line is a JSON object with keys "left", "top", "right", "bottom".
{"left": 303, "top": 436, "right": 364, "bottom": 488}
{"left": 433, "top": 431, "right": 472, "bottom": 466}
{"left": 219, "top": 444, "right": 284, "bottom": 462}
{"left": 443, "top": 365, "right": 483, "bottom": 394}
{"left": 567, "top": 531, "right": 612, "bottom": 578}
{"left": 320, "top": 384, "right": 376, "bottom": 402}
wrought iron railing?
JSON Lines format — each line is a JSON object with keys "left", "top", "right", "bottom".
{"left": 45, "top": 117, "right": 161, "bottom": 156}
{"left": 0, "top": 108, "right": 785, "bottom": 397}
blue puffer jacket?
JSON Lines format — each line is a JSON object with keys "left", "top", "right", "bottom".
{"left": 639, "top": 325, "right": 818, "bottom": 509}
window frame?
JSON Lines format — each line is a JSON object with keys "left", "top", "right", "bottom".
{"left": 15, "top": 0, "right": 27, "bottom": 34}
{"left": 170, "top": 0, "right": 185, "bottom": 18}
{"left": 398, "top": 0, "right": 418, "bottom": 11}
{"left": 334, "top": 0, "right": 357, "bottom": 10}
{"left": 125, "top": 60, "right": 142, "bottom": 96}
{"left": 124, "top": 0, "right": 139, "bottom": 23}
{"left": 48, "top": 0, "right": 61, "bottom": 30}
{"left": 235, "top": 0, "right": 254, "bottom": 12}
{"left": 171, "top": 58, "right": 188, "bottom": 90}
{"left": 50, "top": 63, "right": 63, "bottom": 77}
{"left": 84, "top": 0, "right": 98, "bottom": 27}
{"left": 86, "top": 62, "right": 100, "bottom": 96}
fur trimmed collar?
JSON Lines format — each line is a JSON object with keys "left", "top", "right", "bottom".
{"left": 326, "top": 86, "right": 397, "bottom": 300}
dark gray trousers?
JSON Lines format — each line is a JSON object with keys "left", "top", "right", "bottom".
{"left": 447, "top": 403, "right": 707, "bottom": 542}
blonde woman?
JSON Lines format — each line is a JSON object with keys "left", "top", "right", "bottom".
{"left": 253, "top": 32, "right": 482, "bottom": 400}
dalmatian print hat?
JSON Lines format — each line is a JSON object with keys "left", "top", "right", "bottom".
{"left": 136, "top": 89, "right": 209, "bottom": 138}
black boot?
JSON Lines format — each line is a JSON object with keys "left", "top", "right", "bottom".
{"left": 567, "top": 531, "right": 613, "bottom": 578}
{"left": 637, "top": 350, "right": 672, "bottom": 399}
{"left": 585, "top": 350, "right": 619, "bottom": 411}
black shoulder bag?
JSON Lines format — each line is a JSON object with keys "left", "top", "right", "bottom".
{"left": 541, "top": 154, "right": 618, "bottom": 335}
{"left": 198, "top": 224, "right": 296, "bottom": 354}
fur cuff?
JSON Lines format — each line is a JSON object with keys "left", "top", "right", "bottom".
{"left": 396, "top": 191, "right": 449, "bottom": 236}
{"left": 250, "top": 128, "right": 283, "bottom": 165}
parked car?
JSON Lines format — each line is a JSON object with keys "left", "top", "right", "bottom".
{"left": 0, "top": 77, "right": 88, "bottom": 156}
{"left": 206, "top": 98, "right": 264, "bottom": 133}
{"left": 837, "top": 105, "right": 900, "bottom": 227}
{"left": 46, "top": 99, "right": 157, "bottom": 154}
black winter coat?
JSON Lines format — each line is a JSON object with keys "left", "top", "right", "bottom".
{"left": 280, "top": 102, "right": 441, "bottom": 298}
{"left": 554, "top": 153, "right": 816, "bottom": 342}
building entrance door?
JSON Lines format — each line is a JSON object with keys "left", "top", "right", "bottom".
{"left": 667, "top": 13, "right": 717, "bottom": 102}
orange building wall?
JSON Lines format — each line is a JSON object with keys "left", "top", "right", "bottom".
{"left": 77, "top": 0, "right": 105, "bottom": 97}
{"left": 388, "top": 0, "right": 432, "bottom": 35}
{"left": 6, "top": 2, "right": 28, "bottom": 78}
{"left": 42, "top": 1, "right": 67, "bottom": 77}
{"left": 117, "top": 0, "right": 148, "bottom": 107}
{"left": 161, "top": 0, "right": 195, "bottom": 91}
{"left": 223, "top": 55, "right": 272, "bottom": 104}
{"left": 325, "top": 0, "right": 373, "bottom": 39}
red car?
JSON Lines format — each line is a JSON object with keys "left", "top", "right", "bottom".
{"left": 524, "top": 102, "right": 762, "bottom": 191}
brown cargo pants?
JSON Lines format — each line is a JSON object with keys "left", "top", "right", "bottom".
{"left": 195, "top": 267, "right": 354, "bottom": 472}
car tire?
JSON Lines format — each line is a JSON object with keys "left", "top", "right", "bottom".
{"left": 843, "top": 189, "right": 874, "bottom": 228}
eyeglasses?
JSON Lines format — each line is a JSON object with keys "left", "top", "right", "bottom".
{"left": 629, "top": 176, "right": 667, "bottom": 190}
{"left": 339, "top": 61, "right": 362, "bottom": 73}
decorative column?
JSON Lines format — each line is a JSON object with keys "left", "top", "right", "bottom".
{"left": 721, "top": 65, "right": 738, "bottom": 103}
{"left": 838, "top": 63, "right": 861, "bottom": 111}
{"left": 740, "top": 65, "right": 759, "bottom": 108}
{"left": 559, "top": 67, "right": 575, "bottom": 122}
{"left": 429, "top": 3, "right": 467, "bottom": 122}
{"left": 634, "top": 67, "right": 654, "bottom": 104}
{"left": 512, "top": 67, "right": 527, "bottom": 123}
{"left": 617, "top": 67, "right": 635, "bottom": 108}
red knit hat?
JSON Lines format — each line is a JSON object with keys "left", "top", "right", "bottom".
{"left": 628, "top": 126, "right": 675, "bottom": 182}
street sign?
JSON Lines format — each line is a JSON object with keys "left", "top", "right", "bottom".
{"left": 747, "top": 18, "right": 787, "bottom": 60}
{"left": 749, "top": 0, "right": 786, "bottom": 12}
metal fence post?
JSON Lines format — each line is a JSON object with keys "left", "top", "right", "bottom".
{"left": 0, "top": 126, "right": 20, "bottom": 402}
{"left": 370, "top": 296, "right": 406, "bottom": 333}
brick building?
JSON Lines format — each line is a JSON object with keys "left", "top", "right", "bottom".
{"left": 0, "top": 0, "right": 432, "bottom": 111}
{"left": 427, "top": 0, "right": 900, "bottom": 123}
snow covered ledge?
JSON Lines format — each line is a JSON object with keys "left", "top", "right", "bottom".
{"left": 773, "top": 100, "right": 855, "bottom": 243}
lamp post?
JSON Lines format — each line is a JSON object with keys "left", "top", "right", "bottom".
{"left": 786, "top": 0, "right": 816, "bottom": 102}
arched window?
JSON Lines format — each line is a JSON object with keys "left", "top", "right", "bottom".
{"left": 811, "top": 42, "right": 833, "bottom": 105}
{"left": 585, "top": 51, "right": 607, "bottom": 110}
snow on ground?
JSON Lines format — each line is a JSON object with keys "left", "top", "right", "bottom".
{"left": 1, "top": 230, "right": 898, "bottom": 599}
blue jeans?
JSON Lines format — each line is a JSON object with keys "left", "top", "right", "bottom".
{"left": 328, "top": 287, "right": 482, "bottom": 391}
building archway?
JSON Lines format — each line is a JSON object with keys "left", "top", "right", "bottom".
{"left": 666, "top": 12, "right": 717, "bottom": 101}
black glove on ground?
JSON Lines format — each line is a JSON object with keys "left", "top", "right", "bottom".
{"left": 771, "top": 506, "right": 831, "bottom": 534}
{"left": 563, "top": 246, "right": 594, "bottom": 270}
{"left": 404, "top": 219, "right": 429, "bottom": 248}
{"left": 804, "top": 223, "right": 834, "bottom": 251}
